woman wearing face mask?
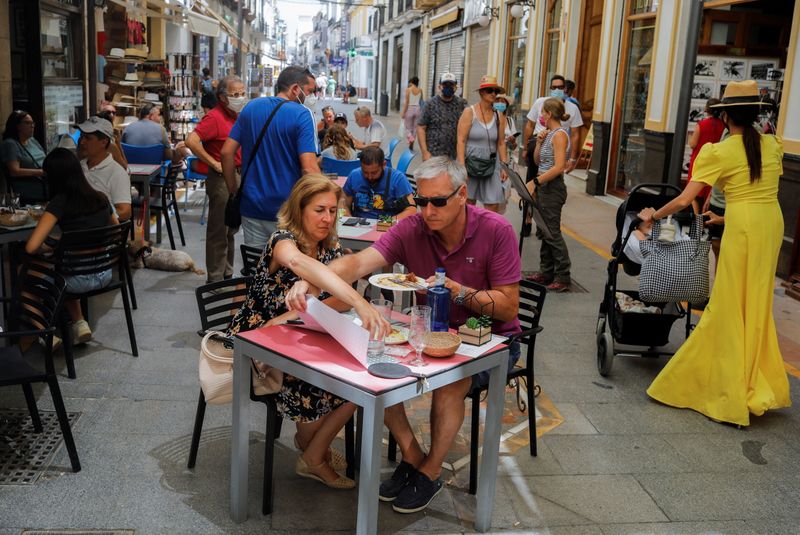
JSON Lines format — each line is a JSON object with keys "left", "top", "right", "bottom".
{"left": 184, "top": 75, "right": 247, "bottom": 283}
{"left": 639, "top": 80, "right": 789, "bottom": 427}
{"left": 456, "top": 75, "right": 508, "bottom": 213}
{"left": 493, "top": 94, "right": 517, "bottom": 214}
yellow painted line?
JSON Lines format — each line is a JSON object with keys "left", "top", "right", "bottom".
{"left": 561, "top": 224, "right": 612, "bottom": 260}
{"left": 785, "top": 362, "right": 800, "bottom": 379}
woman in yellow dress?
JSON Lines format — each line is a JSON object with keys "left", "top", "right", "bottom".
{"left": 637, "top": 80, "right": 790, "bottom": 426}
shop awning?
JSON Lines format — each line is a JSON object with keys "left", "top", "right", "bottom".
{"left": 431, "top": 7, "right": 459, "bottom": 29}
{"left": 188, "top": 11, "right": 219, "bottom": 38}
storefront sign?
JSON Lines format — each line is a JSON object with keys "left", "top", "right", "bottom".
{"left": 357, "top": 49, "right": 374, "bottom": 57}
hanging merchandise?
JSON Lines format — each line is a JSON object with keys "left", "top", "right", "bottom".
{"left": 167, "top": 53, "right": 200, "bottom": 141}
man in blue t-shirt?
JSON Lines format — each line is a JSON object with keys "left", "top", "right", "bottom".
{"left": 343, "top": 146, "right": 416, "bottom": 220}
{"left": 221, "top": 66, "right": 320, "bottom": 248}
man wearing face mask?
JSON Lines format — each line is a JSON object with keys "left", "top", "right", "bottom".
{"left": 185, "top": 76, "right": 245, "bottom": 283}
{"left": 221, "top": 66, "right": 321, "bottom": 249}
{"left": 520, "top": 74, "right": 583, "bottom": 236}
{"left": 417, "top": 72, "right": 467, "bottom": 161}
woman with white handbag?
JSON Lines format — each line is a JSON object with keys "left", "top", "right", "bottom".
{"left": 227, "top": 174, "right": 390, "bottom": 488}
{"left": 638, "top": 80, "right": 790, "bottom": 426}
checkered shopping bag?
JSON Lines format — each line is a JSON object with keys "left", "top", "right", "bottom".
{"left": 639, "top": 215, "right": 710, "bottom": 305}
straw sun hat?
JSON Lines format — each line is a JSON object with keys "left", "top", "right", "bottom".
{"left": 477, "top": 75, "right": 505, "bottom": 93}
{"left": 710, "top": 80, "right": 766, "bottom": 107}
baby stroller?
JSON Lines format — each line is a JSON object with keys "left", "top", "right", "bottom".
{"left": 596, "top": 183, "right": 696, "bottom": 377}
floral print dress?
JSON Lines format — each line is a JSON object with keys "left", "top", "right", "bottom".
{"left": 227, "top": 230, "right": 346, "bottom": 423}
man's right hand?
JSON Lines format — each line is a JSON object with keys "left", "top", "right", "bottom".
{"left": 212, "top": 161, "right": 223, "bottom": 174}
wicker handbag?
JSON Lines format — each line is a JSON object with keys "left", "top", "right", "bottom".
{"left": 198, "top": 331, "right": 283, "bottom": 405}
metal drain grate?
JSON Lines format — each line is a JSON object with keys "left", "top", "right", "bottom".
{"left": 22, "top": 531, "right": 134, "bottom": 535}
{"left": 0, "top": 408, "right": 80, "bottom": 485}
{"left": 521, "top": 271, "right": 589, "bottom": 293}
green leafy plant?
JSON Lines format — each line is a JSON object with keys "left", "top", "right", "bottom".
{"left": 465, "top": 317, "right": 480, "bottom": 330}
{"left": 378, "top": 214, "right": 394, "bottom": 224}
{"left": 465, "top": 315, "right": 492, "bottom": 330}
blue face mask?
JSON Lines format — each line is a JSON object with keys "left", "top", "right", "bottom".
{"left": 551, "top": 89, "right": 565, "bottom": 99}
{"left": 442, "top": 85, "right": 456, "bottom": 98}
{"left": 492, "top": 103, "right": 507, "bottom": 113}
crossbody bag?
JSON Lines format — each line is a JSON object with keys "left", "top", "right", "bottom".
{"left": 464, "top": 106, "right": 498, "bottom": 181}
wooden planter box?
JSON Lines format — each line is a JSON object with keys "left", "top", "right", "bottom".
{"left": 376, "top": 221, "right": 394, "bottom": 232}
{"left": 457, "top": 325, "right": 492, "bottom": 346}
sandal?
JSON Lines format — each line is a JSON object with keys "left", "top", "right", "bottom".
{"left": 295, "top": 456, "right": 355, "bottom": 490}
{"left": 293, "top": 434, "right": 347, "bottom": 471}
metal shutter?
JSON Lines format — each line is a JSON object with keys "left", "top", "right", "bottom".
{"left": 429, "top": 32, "right": 466, "bottom": 96}
{"left": 465, "top": 26, "right": 490, "bottom": 94}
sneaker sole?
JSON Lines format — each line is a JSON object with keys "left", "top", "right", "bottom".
{"left": 73, "top": 332, "right": 93, "bottom": 344}
{"left": 391, "top": 486, "right": 443, "bottom": 514}
{"left": 378, "top": 494, "right": 398, "bottom": 502}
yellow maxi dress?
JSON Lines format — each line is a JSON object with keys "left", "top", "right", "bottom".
{"left": 646, "top": 134, "right": 790, "bottom": 426}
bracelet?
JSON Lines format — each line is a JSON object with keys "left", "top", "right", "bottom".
{"left": 533, "top": 177, "right": 541, "bottom": 187}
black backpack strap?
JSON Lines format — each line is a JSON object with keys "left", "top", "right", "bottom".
{"left": 237, "top": 99, "right": 290, "bottom": 194}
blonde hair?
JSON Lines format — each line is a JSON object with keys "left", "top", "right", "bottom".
{"left": 542, "top": 98, "right": 571, "bottom": 122}
{"left": 276, "top": 174, "right": 342, "bottom": 254}
{"left": 322, "top": 125, "right": 353, "bottom": 160}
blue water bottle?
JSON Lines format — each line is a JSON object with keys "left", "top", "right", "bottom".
{"left": 429, "top": 267, "right": 451, "bottom": 332}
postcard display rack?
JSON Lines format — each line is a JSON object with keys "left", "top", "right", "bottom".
{"left": 168, "top": 53, "right": 199, "bottom": 141}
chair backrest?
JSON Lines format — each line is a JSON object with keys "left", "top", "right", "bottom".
{"left": 240, "top": 244, "right": 263, "bottom": 277}
{"left": 321, "top": 156, "right": 361, "bottom": 177}
{"left": 54, "top": 221, "right": 130, "bottom": 279}
{"left": 70, "top": 130, "right": 81, "bottom": 145}
{"left": 184, "top": 155, "right": 207, "bottom": 180}
{"left": 386, "top": 138, "right": 401, "bottom": 167}
{"left": 11, "top": 262, "right": 67, "bottom": 336}
{"left": 518, "top": 280, "right": 547, "bottom": 364}
{"left": 195, "top": 277, "right": 253, "bottom": 335}
{"left": 396, "top": 149, "right": 417, "bottom": 175}
{"left": 121, "top": 143, "right": 163, "bottom": 165}
{"left": 158, "top": 162, "right": 183, "bottom": 195}
{"left": 7, "top": 176, "right": 49, "bottom": 205}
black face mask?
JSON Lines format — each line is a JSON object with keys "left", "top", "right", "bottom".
{"left": 442, "top": 86, "right": 456, "bottom": 98}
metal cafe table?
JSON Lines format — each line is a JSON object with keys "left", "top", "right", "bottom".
{"left": 230, "top": 324, "right": 509, "bottom": 534}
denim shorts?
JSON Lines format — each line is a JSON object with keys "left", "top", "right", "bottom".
{"left": 472, "top": 340, "right": 521, "bottom": 389}
{"left": 65, "top": 269, "right": 112, "bottom": 294}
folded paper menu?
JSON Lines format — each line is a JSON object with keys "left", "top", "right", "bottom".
{"left": 297, "top": 296, "right": 370, "bottom": 367}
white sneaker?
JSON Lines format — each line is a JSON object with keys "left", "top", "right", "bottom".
{"left": 39, "top": 335, "right": 63, "bottom": 351}
{"left": 71, "top": 320, "right": 93, "bottom": 344}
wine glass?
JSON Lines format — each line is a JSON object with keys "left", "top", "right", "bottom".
{"left": 408, "top": 305, "right": 431, "bottom": 367}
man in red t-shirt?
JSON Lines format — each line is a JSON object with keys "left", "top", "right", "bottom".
{"left": 185, "top": 76, "right": 246, "bottom": 282}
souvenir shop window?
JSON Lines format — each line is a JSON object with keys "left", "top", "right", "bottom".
{"left": 41, "top": 10, "right": 76, "bottom": 79}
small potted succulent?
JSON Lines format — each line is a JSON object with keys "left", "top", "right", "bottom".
{"left": 458, "top": 314, "right": 493, "bottom": 346}
{"left": 376, "top": 214, "right": 395, "bottom": 232}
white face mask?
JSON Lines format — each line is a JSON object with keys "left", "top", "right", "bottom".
{"left": 226, "top": 96, "right": 247, "bottom": 114}
{"left": 304, "top": 94, "right": 318, "bottom": 111}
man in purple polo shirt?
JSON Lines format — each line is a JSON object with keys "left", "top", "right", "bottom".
{"left": 286, "top": 156, "right": 521, "bottom": 514}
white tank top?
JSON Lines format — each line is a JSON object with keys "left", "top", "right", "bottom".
{"left": 408, "top": 89, "right": 422, "bottom": 106}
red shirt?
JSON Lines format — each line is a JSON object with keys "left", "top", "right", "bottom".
{"left": 688, "top": 117, "right": 725, "bottom": 179}
{"left": 193, "top": 103, "right": 241, "bottom": 173}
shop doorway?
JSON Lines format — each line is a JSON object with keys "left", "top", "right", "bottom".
{"left": 393, "top": 35, "right": 404, "bottom": 111}
{"left": 574, "top": 0, "right": 604, "bottom": 143}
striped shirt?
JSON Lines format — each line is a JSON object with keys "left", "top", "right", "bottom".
{"left": 538, "top": 127, "right": 570, "bottom": 174}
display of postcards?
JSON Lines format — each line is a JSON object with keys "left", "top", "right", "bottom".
{"left": 691, "top": 81, "right": 715, "bottom": 100}
{"left": 682, "top": 145, "right": 693, "bottom": 177}
{"left": 767, "top": 68, "right": 784, "bottom": 81}
{"left": 694, "top": 58, "right": 718, "bottom": 78}
{"left": 719, "top": 83, "right": 727, "bottom": 99}
{"left": 749, "top": 60, "right": 777, "bottom": 81}
{"left": 721, "top": 60, "right": 747, "bottom": 81}
{"left": 688, "top": 99, "right": 707, "bottom": 124}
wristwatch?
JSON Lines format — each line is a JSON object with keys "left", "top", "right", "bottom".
{"left": 454, "top": 285, "right": 468, "bottom": 305}
{"left": 533, "top": 176, "right": 541, "bottom": 187}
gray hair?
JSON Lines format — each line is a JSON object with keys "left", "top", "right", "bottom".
{"left": 354, "top": 106, "right": 371, "bottom": 118}
{"left": 216, "top": 75, "right": 243, "bottom": 97}
{"left": 413, "top": 156, "right": 467, "bottom": 190}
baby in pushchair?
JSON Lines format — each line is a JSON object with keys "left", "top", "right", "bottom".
{"left": 621, "top": 214, "right": 690, "bottom": 266}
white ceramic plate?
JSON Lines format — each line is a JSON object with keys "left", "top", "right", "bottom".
{"left": 385, "top": 326, "right": 409, "bottom": 345}
{"left": 368, "top": 273, "right": 428, "bottom": 291}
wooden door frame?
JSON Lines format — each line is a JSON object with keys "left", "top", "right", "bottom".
{"left": 539, "top": 0, "right": 562, "bottom": 96}
{"left": 605, "top": 4, "right": 658, "bottom": 196}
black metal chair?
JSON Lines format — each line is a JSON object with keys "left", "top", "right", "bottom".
{"left": 0, "top": 262, "right": 80, "bottom": 472}
{"left": 188, "top": 277, "right": 355, "bottom": 515}
{"left": 53, "top": 221, "right": 138, "bottom": 379}
{"left": 387, "top": 280, "right": 547, "bottom": 494}
{"left": 132, "top": 162, "right": 185, "bottom": 250}
{"left": 240, "top": 244, "right": 263, "bottom": 277}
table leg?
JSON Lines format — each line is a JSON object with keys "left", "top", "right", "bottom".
{"left": 356, "top": 399, "right": 383, "bottom": 535}
{"left": 230, "top": 343, "right": 251, "bottom": 522}
{"left": 142, "top": 175, "right": 151, "bottom": 241}
{"left": 474, "top": 353, "right": 509, "bottom": 532}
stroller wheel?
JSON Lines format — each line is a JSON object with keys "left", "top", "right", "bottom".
{"left": 597, "top": 323, "right": 614, "bottom": 377}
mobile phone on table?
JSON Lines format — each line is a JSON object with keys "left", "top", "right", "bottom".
{"left": 343, "top": 217, "right": 360, "bottom": 226}
{"left": 359, "top": 217, "right": 370, "bottom": 225}
{"left": 285, "top": 319, "right": 304, "bottom": 325}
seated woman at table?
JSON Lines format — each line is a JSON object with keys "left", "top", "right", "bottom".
{"left": 1, "top": 110, "right": 46, "bottom": 184}
{"left": 24, "top": 148, "right": 117, "bottom": 346}
{"left": 226, "top": 173, "right": 389, "bottom": 490}
{"left": 320, "top": 124, "right": 357, "bottom": 161}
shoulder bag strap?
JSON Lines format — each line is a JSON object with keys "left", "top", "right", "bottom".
{"left": 16, "top": 140, "right": 41, "bottom": 169}
{"left": 237, "top": 99, "right": 289, "bottom": 195}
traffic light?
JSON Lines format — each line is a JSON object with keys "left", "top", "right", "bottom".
{"left": 348, "top": 48, "right": 356, "bottom": 58}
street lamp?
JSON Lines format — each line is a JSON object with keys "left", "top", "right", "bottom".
{"left": 510, "top": 0, "right": 535, "bottom": 18}
{"left": 478, "top": 5, "right": 500, "bottom": 27}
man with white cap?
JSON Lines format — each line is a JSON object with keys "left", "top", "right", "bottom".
{"left": 78, "top": 116, "right": 132, "bottom": 221}
{"left": 416, "top": 72, "right": 467, "bottom": 161}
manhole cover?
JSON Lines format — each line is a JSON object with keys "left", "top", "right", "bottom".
{"left": 22, "top": 531, "right": 134, "bottom": 535}
{"left": 0, "top": 409, "right": 80, "bottom": 485}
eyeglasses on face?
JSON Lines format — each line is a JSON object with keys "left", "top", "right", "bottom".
{"left": 481, "top": 88, "right": 501, "bottom": 95}
{"left": 413, "top": 188, "right": 460, "bottom": 208}
{"left": 226, "top": 92, "right": 246, "bottom": 98}
{"left": 550, "top": 83, "right": 565, "bottom": 90}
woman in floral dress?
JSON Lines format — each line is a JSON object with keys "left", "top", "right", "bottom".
{"left": 227, "top": 174, "right": 389, "bottom": 489}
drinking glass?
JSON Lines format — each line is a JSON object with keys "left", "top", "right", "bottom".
{"left": 367, "top": 298, "right": 393, "bottom": 361}
{"left": 408, "top": 305, "right": 431, "bottom": 367}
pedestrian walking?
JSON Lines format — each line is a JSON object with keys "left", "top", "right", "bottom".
{"left": 416, "top": 72, "right": 467, "bottom": 161}
{"left": 526, "top": 98, "right": 573, "bottom": 292}
{"left": 456, "top": 75, "right": 508, "bottom": 214}
{"left": 185, "top": 75, "right": 245, "bottom": 283}
{"left": 221, "top": 65, "right": 321, "bottom": 249}
{"left": 401, "top": 77, "right": 423, "bottom": 150}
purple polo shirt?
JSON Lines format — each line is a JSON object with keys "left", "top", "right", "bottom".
{"left": 371, "top": 204, "right": 521, "bottom": 335}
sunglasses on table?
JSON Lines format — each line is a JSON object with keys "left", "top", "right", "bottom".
{"left": 413, "top": 188, "right": 460, "bottom": 208}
